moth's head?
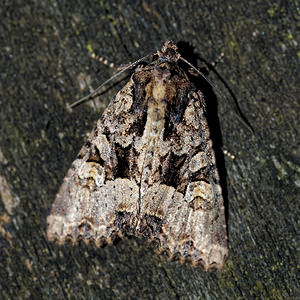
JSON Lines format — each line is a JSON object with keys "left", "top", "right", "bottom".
{"left": 153, "top": 41, "right": 181, "bottom": 62}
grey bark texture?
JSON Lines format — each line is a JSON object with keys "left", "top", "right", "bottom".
{"left": 0, "top": 1, "right": 299, "bottom": 299}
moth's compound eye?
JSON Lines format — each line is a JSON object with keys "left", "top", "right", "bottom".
{"left": 152, "top": 54, "right": 159, "bottom": 61}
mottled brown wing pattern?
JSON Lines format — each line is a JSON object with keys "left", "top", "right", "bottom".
{"left": 137, "top": 90, "right": 227, "bottom": 270}
{"left": 47, "top": 79, "right": 140, "bottom": 246}
{"left": 47, "top": 41, "right": 228, "bottom": 270}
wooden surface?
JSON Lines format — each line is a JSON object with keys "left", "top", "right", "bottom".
{"left": 0, "top": 1, "right": 299, "bottom": 299}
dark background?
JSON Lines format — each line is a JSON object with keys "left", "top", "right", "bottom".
{"left": 0, "top": 1, "right": 299, "bottom": 299}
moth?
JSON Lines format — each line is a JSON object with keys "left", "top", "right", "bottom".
{"left": 47, "top": 41, "right": 228, "bottom": 270}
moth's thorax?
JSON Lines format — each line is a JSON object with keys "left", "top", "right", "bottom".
{"left": 138, "top": 66, "right": 171, "bottom": 189}
{"left": 146, "top": 64, "right": 177, "bottom": 101}
{"left": 139, "top": 60, "right": 191, "bottom": 106}
{"left": 137, "top": 61, "right": 193, "bottom": 186}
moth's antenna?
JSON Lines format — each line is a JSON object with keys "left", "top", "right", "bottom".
{"left": 180, "top": 56, "right": 254, "bottom": 134}
{"left": 180, "top": 57, "right": 216, "bottom": 92}
{"left": 70, "top": 53, "right": 151, "bottom": 108}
